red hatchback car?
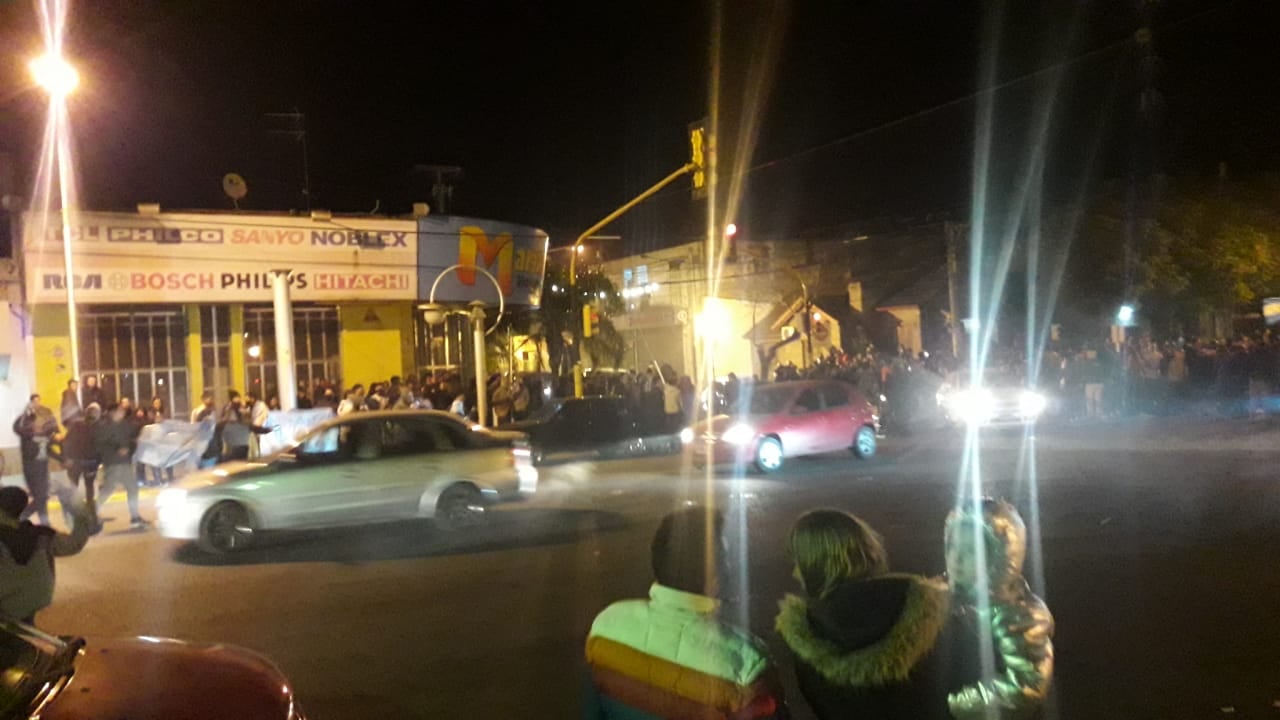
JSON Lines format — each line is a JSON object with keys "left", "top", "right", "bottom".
{"left": 686, "top": 380, "right": 879, "bottom": 473}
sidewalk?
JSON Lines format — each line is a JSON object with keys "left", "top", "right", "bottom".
{"left": 1039, "top": 415, "right": 1280, "bottom": 452}
{"left": 0, "top": 480, "right": 164, "bottom": 531}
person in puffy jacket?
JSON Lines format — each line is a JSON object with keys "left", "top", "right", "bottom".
{"left": 584, "top": 507, "right": 786, "bottom": 720}
{"left": 944, "top": 498, "right": 1054, "bottom": 720}
{"left": 775, "top": 509, "right": 951, "bottom": 719}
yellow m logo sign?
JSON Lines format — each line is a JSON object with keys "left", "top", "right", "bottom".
{"left": 458, "top": 226, "right": 514, "bottom": 295}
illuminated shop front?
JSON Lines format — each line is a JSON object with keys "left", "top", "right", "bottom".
{"left": 20, "top": 209, "right": 547, "bottom": 415}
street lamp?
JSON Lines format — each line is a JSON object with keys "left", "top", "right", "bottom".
{"left": 419, "top": 264, "right": 506, "bottom": 427}
{"left": 566, "top": 234, "right": 621, "bottom": 284}
{"left": 1116, "top": 304, "right": 1136, "bottom": 327}
{"left": 30, "top": 54, "right": 79, "bottom": 97}
{"left": 31, "top": 52, "right": 83, "bottom": 388}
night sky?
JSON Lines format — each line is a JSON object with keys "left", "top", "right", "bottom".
{"left": 1, "top": 0, "right": 1277, "bottom": 254}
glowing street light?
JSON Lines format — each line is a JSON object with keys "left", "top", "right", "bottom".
{"left": 1116, "top": 304, "right": 1136, "bottom": 327}
{"left": 30, "top": 53, "right": 79, "bottom": 97}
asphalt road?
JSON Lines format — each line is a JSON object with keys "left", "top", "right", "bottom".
{"left": 39, "top": 418, "right": 1280, "bottom": 719}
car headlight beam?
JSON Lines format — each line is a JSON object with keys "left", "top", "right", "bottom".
{"left": 156, "top": 487, "right": 187, "bottom": 509}
{"left": 948, "top": 388, "right": 996, "bottom": 424}
{"left": 679, "top": 427, "right": 695, "bottom": 445}
{"left": 720, "top": 424, "right": 755, "bottom": 445}
{"left": 1018, "top": 390, "right": 1047, "bottom": 418}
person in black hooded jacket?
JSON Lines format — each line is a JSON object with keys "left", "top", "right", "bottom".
{"left": 775, "top": 509, "right": 952, "bottom": 720}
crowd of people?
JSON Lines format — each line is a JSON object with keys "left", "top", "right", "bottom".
{"left": 584, "top": 499, "right": 1054, "bottom": 719}
{"left": 1045, "top": 334, "right": 1280, "bottom": 419}
{"left": 581, "top": 365, "right": 698, "bottom": 433}
{"left": 764, "top": 331, "right": 1280, "bottom": 426}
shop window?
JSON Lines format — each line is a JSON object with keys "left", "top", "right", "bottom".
{"left": 244, "top": 305, "right": 339, "bottom": 401}
{"left": 200, "top": 306, "right": 232, "bottom": 404}
{"left": 80, "top": 309, "right": 189, "bottom": 416}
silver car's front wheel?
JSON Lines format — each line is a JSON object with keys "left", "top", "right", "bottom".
{"left": 198, "top": 501, "right": 255, "bottom": 554}
{"left": 435, "top": 484, "right": 486, "bottom": 532}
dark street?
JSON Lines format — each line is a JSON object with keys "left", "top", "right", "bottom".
{"left": 42, "top": 418, "right": 1280, "bottom": 719}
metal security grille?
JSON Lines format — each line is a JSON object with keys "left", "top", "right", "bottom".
{"left": 244, "top": 306, "right": 339, "bottom": 399}
{"left": 80, "top": 309, "right": 189, "bottom": 416}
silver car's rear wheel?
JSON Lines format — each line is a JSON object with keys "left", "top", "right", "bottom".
{"left": 435, "top": 484, "right": 486, "bottom": 531}
{"left": 198, "top": 501, "right": 255, "bottom": 553}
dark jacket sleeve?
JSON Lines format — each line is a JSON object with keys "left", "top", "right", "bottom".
{"left": 49, "top": 503, "right": 92, "bottom": 556}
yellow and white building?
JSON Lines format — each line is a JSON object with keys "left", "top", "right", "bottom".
{"left": 595, "top": 239, "right": 845, "bottom": 383}
{"left": 1, "top": 208, "right": 546, "bottom": 478}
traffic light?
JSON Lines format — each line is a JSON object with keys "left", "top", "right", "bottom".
{"left": 583, "top": 303, "right": 601, "bottom": 338}
{"left": 689, "top": 119, "right": 708, "bottom": 199}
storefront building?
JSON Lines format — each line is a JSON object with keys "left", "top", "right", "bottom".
{"left": 596, "top": 239, "right": 845, "bottom": 383}
{"left": 19, "top": 209, "right": 547, "bottom": 416}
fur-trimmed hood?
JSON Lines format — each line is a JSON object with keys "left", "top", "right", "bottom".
{"left": 776, "top": 573, "right": 949, "bottom": 688}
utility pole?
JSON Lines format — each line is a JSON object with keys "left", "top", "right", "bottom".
{"left": 269, "top": 269, "right": 297, "bottom": 411}
{"left": 945, "top": 221, "right": 963, "bottom": 360}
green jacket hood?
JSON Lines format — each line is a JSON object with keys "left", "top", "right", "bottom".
{"left": 776, "top": 573, "right": 949, "bottom": 687}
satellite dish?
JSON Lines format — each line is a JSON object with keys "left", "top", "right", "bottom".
{"left": 222, "top": 173, "right": 248, "bottom": 206}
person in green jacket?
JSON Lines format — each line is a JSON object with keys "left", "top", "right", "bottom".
{"left": 583, "top": 507, "right": 786, "bottom": 719}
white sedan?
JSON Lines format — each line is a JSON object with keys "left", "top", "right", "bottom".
{"left": 157, "top": 410, "right": 537, "bottom": 553}
{"left": 935, "top": 370, "right": 1049, "bottom": 427}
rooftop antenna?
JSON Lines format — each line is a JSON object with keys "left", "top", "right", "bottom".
{"left": 413, "top": 164, "right": 462, "bottom": 215}
{"left": 266, "top": 109, "right": 312, "bottom": 211}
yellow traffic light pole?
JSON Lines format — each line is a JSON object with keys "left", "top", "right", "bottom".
{"left": 568, "top": 161, "right": 697, "bottom": 397}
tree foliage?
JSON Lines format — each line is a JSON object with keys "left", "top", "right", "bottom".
{"left": 508, "top": 265, "right": 626, "bottom": 371}
{"left": 1058, "top": 174, "right": 1280, "bottom": 335}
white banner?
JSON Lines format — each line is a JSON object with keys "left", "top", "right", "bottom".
{"left": 134, "top": 419, "right": 216, "bottom": 469}
{"left": 257, "top": 407, "right": 336, "bottom": 457}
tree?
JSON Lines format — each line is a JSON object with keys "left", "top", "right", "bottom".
{"left": 1057, "top": 174, "right": 1280, "bottom": 337}
{"left": 499, "top": 265, "right": 627, "bottom": 375}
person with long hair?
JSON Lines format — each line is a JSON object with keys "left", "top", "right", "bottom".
{"left": 776, "top": 509, "right": 951, "bottom": 719}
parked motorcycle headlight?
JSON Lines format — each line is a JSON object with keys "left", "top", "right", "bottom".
{"left": 679, "top": 427, "right": 695, "bottom": 445}
{"left": 721, "top": 424, "right": 755, "bottom": 445}
{"left": 1018, "top": 390, "right": 1047, "bottom": 418}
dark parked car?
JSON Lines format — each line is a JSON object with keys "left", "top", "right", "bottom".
{"left": 2, "top": 620, "right": 303, "bottom": 720}
{"left": 504, "top": 396, "right": 677, "bottom": 464}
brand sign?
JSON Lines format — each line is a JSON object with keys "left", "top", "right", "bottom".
{"left": 24, "top": 211, "right": 549, "bottom": 306}
{"left": 24, "top": 212, "right": 418, "bottom": 303}
{"left": 418, "top": 216, "right": 547, "bottom": 306}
